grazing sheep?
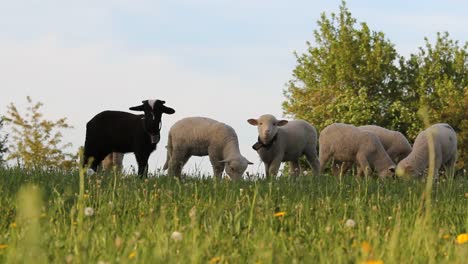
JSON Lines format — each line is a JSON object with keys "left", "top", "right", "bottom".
{"left": 319, "top": 123, "right": 395, "bottom": 178}
{"left": 396, "top": 123, "right": 457, "bottom": 179}
{"left": 83, "top": 99, "right": 175, "bottom": 177}
{"left": 163, "top": 117, "right": 252, "bottom": 180}
{"left": 336, "top": 125, "right": 412, "bottom": 175}
{"left": 101, "top": 152, "right": 124, "bottom": 172}
{"left": 247, "top": 114, "right": 319, "bottom": 178}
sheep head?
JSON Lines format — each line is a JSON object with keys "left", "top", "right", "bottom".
{"left": 129, "top": 99, "right": 175, "bottom": 144}
{"left": 219, "top": 157, "right": 253, "bottom": 180}
{"left": 248, "top": 114, "right": 288, "bottom": 146}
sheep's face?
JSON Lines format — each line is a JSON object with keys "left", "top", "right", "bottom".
{"left": 247, "top": 115, "right": 288, "bottom": 145}
{"left": 378, "top": 165, "right": 395, "bottom": 178}
{"left": 130, "top": 99, "right": 175, "bottom": 144}
{"left": 396, "top": 160, "right": 416, "bottom": 178}
{"left": 221, "top": 157, "right": 253, "bottom": 180}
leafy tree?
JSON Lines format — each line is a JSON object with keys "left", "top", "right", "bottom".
{"left": 283, "top": 1, "right": 467, "bottom": 171}
{"left": 400, "top": 32, "right": 467, "bottom": 168}
{"left": 0, "top": 119, "right": 7, "bottom": 166}
{"left": 3, "top": 96, "right": 76, "bottom": 170}
{"left": 283, "top": 1, "right": 401, "bottom": 132}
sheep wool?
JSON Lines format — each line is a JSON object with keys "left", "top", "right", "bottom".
{"left": 163, "top": 117, "right": 252, "bottom": 180}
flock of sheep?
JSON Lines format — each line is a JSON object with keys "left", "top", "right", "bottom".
{"left": 83, "top": 99, "right": 458, "bottom": 180}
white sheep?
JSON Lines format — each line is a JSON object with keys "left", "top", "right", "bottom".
{"left": 319, "top": 123, "right": 395, "bottom": 178}
{"left": 163, "top": 117, "right": 252, "bottom": 179}
{"left": 247, "top": 114, "right": 319, "bottom": 178}
{"left": 335, "top": 125, "right": 412, "bottom": 175}
{"left": 396, "top": 123, "right": 457, "bottom": 179}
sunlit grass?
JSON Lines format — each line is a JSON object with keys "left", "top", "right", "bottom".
{"left": 0, "top": 167, "right": 466, "bottom": 263}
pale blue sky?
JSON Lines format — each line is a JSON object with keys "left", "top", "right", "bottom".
{"left": 0, "top": 0, "right": 466, "bottom": 175}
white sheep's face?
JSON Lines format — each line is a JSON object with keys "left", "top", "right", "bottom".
{"left": 221, "top": 157, "right": 253, "bottom": 180}
{"left": 396, "top": 160, "right": 416, "bottom": 178}
{"left": 247, "top": 114, "right": 288, "bottom": 145}
{"left": 378, "top": 165, "right": 396, "bottom": 178}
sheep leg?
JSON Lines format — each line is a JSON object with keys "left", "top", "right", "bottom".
{"left": 304, "top": 149, "right": 320, "bottom": 176}
{"left": 209, "top": 156, "right": 225, "bottom": 180}
{"left": 289, "top": 160, "right": 300, "bottom": 177}
{"left": 356, "top": 154, "right": 371, "bottom": 177}
{"left": 168, "top": 150, "right": 189, "bottom": 179}
{"left": 264, "top": 163, "right": 271, "bottom": 179}
{"left": 319, "top": 148, "right": 331, "bottom": 174}
{"left": 135, "top": 152, "right": 151, "bottom": 177}
{"left": 268, "top": 154, "right": 284, "bottom": 178}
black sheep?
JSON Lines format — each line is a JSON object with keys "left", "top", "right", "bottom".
{"left": 83, "top": 99, "right": 175, "bottom": 176}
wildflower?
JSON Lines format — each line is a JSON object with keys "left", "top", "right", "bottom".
{"left": 465, "top": 193, "right": 468, "bottom": 198}
{"left": 83, "top": 194, "right": 89, "bottom": 199}
{"left": 442, "top": 234, "right": 451, "bottom": 240}
{"left": 65, "top": 254, "right": 73, "bottom": 264}
{"left": 361, "top": 260, "right": 383, "bottom": 264}
{"left": 84, "top": 207, "right": 94, "bottom": 216}
{"left": 325, "top": 226, "right": 332, "bottom": 233}
{"left": 209, "top": 257, "right": 221, "bottom": 264}
{"left": 456, "top": 233, "right": 468, "bottom": 245}
{"left": 345, "top": 219, "right": 356, "bottom": 228}
{"left": 274, "top": 212, "right": 286, "bottom": 217}
{"left": 303, "top": 170, "right": 308, "bottom": 176}
{"left": 171, "top": 231, "right": 183, "bottom": 241}
{"left": 361, "top": 241, "right": 372, "bottom": 254}
{"left": 0, "top": 244, "right": 8, "bottom": 249}
{"left": 10, "top": 222, "right": 17, "bottom": 228}
{"left": 128, "top": 250, "right": 137, "bottom": 259}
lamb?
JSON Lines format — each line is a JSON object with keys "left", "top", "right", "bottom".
{"left": 247, "top": 114, "right": 320, "bottom": 178}
{"left": 319, "top": 123, "right": 395, "bottom": 178}
{"left": 163, "top": 117, "right": 252, "bottom": 180}
{"left": 101, "top": 152, "right": 124, "bottom": 172}
{"left": 83, "top": 99, "right": 175, "bottom": 176}
{"left": 396, "top": 123, "right": 457, "bottom": 179}
{"left": 335, "top": 125, "right": 412, "bottom": 175}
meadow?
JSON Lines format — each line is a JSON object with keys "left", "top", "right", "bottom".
{"left": 0, "top": 167, "right": 467, "bottom": 263}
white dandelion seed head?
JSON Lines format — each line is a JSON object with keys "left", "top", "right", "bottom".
{"left": 170, "top": 231, "right": 183, "bottom": 241}
{"left": 303, "top": 170, "right": 308, "bottom": 176}
{"left": 84, "top": 207, "right": 94, "bottom": 216}
{"left": 345, "top": 219, "right": 356, "bottom": 228}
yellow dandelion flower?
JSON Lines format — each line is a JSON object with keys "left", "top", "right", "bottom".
{"left": 464, "top": 193, "right": 468, "bottom": 198}
{"left": 128, "top": 251, "right": 137, "bottom": 259}
{"left": 361, "top": 241, "right": 372, "bottom": 254}
{"left": 0, "top": 244, "right": 8, "bottom": 249}
{"left": 10, "top": 223, "right": 17, "bottom": 228}
{"left": 209, "top": 257, "right": 221, "bottom": 264}
{"left": 83, "top": 194, "right": 89, "bottom": 199}
{"left": 361, "top": 260, "right": 383, "bottom": 264}
{"left": 456, "top": 233, "right": 468, "bottom": 245}
{"left": 274, "top": 212, "right": 286, "bottom": 217}
{"left": 442, "top": 234, "right": 451, "bottom": 240}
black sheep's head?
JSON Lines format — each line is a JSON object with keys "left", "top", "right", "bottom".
{"left": 129, "top": 99, "right": 175, "bottom": 144}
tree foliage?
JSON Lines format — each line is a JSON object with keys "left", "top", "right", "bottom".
{"left": 3, "top": 96, "right": 76, "bottom": 170}
{"left": 283, "top": 1, "right": 467, "bottom": 169}
{"left": 0, "top": 119, "right": 7, "bottom": 166}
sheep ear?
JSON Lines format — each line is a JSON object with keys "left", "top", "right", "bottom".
{"left": 276, "top": 120, "right": 288, "bottom": 126}
{"left": 129, "top": 104, "right": 145, "bottom": 111}
{"left": 247, "top": 119, "right": 258, "bottom": 126}
{"left": 161, "top": 105, "right": 175, "bottom": 114}
{"left": 153, "top": 100, "right": 175, "bottom": 114}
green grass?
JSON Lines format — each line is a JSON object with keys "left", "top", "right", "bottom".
{"left": 0, "top": 167, "right": 467, "bottom": 263}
